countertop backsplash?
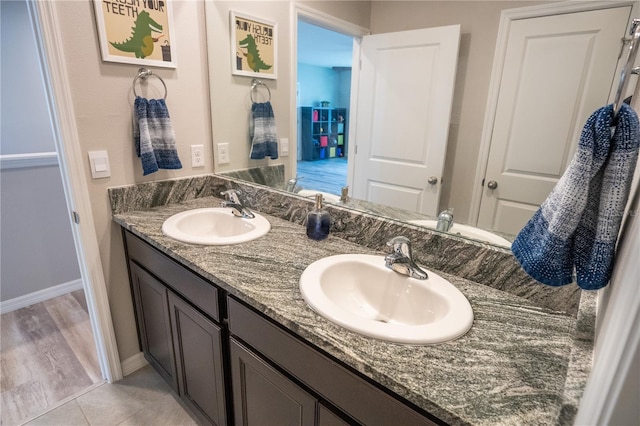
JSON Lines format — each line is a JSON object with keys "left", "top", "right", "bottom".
{"left": 108, "top": 174, "right": 585, "bottom": 317}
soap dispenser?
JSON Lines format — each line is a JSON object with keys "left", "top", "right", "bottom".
{"left": 306, "top": 193, "right": 331, "bottom": 240}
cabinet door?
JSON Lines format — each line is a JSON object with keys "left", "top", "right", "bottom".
{"left": 129, "top": 262, "right": 178, "bottom": 391}
{"left": 318, "top": 403, "right": 351, "bottom": 426}
{"left": 230, "top": 338, "right": 316, "bottom": 426}
{"left": 169, "top": 292, "right": 227, "bottom": 426}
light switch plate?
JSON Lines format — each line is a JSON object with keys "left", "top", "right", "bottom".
{"left": 280, "top": 138, "right": 289, "bottom": 156}
{"left": 88, "top": 150, "right": 110, "bottom": 179}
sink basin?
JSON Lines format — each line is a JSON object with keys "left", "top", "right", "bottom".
{"left": 409, "top": 220, "right": 512, "bottom": 248}
{"left": 162, "top": 208, "right": 270, "bottom": 245}
{"left": 299, "top": 254, "right": 473, "bottom": 344}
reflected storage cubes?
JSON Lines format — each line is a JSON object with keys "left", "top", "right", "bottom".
{"left": 300, "top": 106, "right": 348, "bottom": 161}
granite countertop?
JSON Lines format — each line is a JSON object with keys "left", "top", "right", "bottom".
{"left": 113, "top": 196, "right": 588, "bottom": 426}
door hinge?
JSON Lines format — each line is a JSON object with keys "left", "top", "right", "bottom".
{"left": 355, "top": 145, "right": 358, "bottom": 155}
{"left": 72, "top": 211, "right": 80, "bottom": 224}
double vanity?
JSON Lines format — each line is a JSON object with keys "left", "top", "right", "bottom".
{"left": 110, "top": 175, "right": 595, "bottom": 426}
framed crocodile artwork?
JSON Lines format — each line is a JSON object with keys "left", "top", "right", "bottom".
{"left": 230, "top": 10, "right": 277, "bottom": 80}
{"left": 93, "top": 0, "right": 177, "bottom": 68}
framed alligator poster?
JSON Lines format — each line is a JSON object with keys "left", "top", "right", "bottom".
{"left": 93, "top": 0, "right": 177, "bottom": 68}
{"left": 230, "top": 11, "right": 277, "bottom": 79}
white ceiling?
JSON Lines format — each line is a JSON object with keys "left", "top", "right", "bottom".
{"left": 297, "top": 20, "right": 354, "bottom": 68}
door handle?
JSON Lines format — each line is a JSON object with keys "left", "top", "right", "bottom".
{"left": 487, "top": 180, "right": 498, "bottom": 190}
{"left": 428, "top": 176, "right": 438, "bottom": 185}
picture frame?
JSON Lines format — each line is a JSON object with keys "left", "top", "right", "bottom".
{"left": 230, "top": 11, "right": 277, "bottom": 79}
{"left": 93, "top": 0, "right": 177, "bottom": 68}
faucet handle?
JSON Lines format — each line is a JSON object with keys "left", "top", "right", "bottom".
{"left": 386, "top": 236, "right": 412, "bottom": 257}
{"left": 221, "top": 189, "right": 241, "bottom": 204}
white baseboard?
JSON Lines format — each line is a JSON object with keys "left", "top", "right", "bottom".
{"left": 121, "top": 352, "right": 148, "bottom": 376}
{"left": 0, "top": 279, "right": 83, "bottom": 314}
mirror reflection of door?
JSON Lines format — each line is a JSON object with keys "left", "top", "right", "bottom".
{"left": 351, "top": 25, "right": 461, "bottom": 217}
{"left": 476, "top": 6, "right": 633, "bottom": 235}
{"left": 296, "top": 20, "right": 354, "bottom": 198}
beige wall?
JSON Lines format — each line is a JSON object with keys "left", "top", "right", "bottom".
{"left": 206, "top": 1, "right": 291, "bottom": 173}
{"left": 54, "top": 0, "right": 369, "bottom": 362}
{"left": 207, "top": 1, "right": 370, "bottom": 174}
{"left": 55, "top": 0, "right": 212, "bottom": 360}
{"left": 370, "top": 1, "right": 544, "bottom": 224}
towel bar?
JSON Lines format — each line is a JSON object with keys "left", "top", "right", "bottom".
{"left": 133, "top": 68, "right": 167, "bottom": 100}
{"left": 613, "top": 18, "right": 640, "bottom": 116}
{"left": 250, "top": 78, "right": 271, "bottom": 103}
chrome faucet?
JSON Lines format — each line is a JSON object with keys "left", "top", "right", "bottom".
{"left": 436, "top": 208, "right": 454, "bottom": 232}
{"left": 285, "top": 176, "right": 303, "bottom": 193}
{"left": 221, "top": 189, "right": 255, "bottom": 219}
{"left": 384, "top": 236, "right": 428, "bottom": 280}
{"left": 340, "top": 186, "right": 349, "bottom": 203}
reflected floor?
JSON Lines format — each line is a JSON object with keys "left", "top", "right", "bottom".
{"left": 296, "top": 158, "right": 347, "bottom": 195}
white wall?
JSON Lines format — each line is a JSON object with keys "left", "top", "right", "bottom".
{"left": 0, "top": 0, "right": 80, "bottom": 303}
{"left": 1, "top": 1, "right": 55, "bottom": 155}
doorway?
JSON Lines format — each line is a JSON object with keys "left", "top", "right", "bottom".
{"left": 0, "top": 1, "right": 104, "bottom": 423}
{"left": 295, "top": 19, "right": 354, "bottom": 196}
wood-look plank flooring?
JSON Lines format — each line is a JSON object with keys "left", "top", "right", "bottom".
{"left": 1, "top": 290, "right": 101, "bottom": 425}
{"left": 297, "top": 157, "right": 348, "bottom": 195}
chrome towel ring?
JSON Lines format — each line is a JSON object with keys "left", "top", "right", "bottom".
{"left": 613, "top": 18, "right": 640, "bottom": 117}
{"left": 251, "top": 78, "right": 271, "bottom": 103}
{"left": 133, "top": 67, "right": 167, "bottom": 100}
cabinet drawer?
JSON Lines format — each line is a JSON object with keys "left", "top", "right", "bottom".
{"left": 125, "top": 231, "right": 219, "bottom": 321}
{"left": 228, "top": 297, "right": 440, "bottom": 426}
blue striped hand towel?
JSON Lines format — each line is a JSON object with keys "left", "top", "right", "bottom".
{"left": 134, "top": 97, "right": 182, "bottom": 176}
{"left": 249, "top": 101, "right": 278, "bottom": 160}
{"left": 511, "top": 103, "right": 639, "bottom": 290}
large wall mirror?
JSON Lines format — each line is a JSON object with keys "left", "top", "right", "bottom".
{"left": 206, "top": 1, "right": 638, "bottom": 250}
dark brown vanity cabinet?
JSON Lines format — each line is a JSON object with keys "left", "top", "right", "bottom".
{"left": 123, "top": 230, "right": 440, "bottom": 426}
{"left": 169, "top": 292, "right": 227, "bottom": 426}
{"left": 229, "top": 338, "right": 318, "bottom": 425}
{"left": 129, "top": 262, "right": 178, "bottom": 392}
{"left": 125, "top": 232, "right": 227, "bottom": 426}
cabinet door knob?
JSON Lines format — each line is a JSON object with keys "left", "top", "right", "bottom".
{"left": 487, "top": 180, "right": 498, "bottom": 190}
{"left": 427, "top": 176, "right": 438, "bottom": 185}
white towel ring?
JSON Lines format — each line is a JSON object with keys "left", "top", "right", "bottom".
{"left": 133, "top": 68, "right": 167, "bottom": 100}
{"left": 251, "top": 78, "right": 271, "bottom": 103}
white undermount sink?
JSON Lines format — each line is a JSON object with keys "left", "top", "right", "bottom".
{"left": 409, "top": 220, "right": 512, "bottom": 248}
{"left": 299, "top": 254, "right": 473, "bottom": 344}
{"left": 162, "top": 208, "right": 270, "bottom": 245}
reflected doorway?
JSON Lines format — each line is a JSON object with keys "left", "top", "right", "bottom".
{"left": 296, "top": 19, "right": 353, "bottom": 196}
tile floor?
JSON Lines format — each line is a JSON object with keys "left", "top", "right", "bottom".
{"left": 20, "top": 365, "right": 201, "bottom": 426}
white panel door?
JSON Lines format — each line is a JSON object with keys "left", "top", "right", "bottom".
{"left": 351, "top": 25, "right": 460, "bottom": 217}
{"left": 477, "top": 7, "right": 631, "bottom": 235}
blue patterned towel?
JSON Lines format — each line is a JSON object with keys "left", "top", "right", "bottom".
{"left": 249, "top": 101, "right": 278, "bottom": 160}
{"left": 134, "top": 97, "right": 182, "bottom": 176}
{"left": 511, "top": 103, "right": 639, "bottom": 290}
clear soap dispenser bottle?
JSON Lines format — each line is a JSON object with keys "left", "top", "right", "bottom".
{"left": 306, "top": 193, "right": 331, "bottom": 240}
